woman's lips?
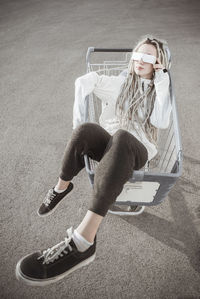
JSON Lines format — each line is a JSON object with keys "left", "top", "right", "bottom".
{"left": 136, "top": 66, "right": 144, "bottom": 70}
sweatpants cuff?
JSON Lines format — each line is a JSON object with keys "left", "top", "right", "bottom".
{"left": 88, "top": 207, "right": 107, "bottom": 217}
{"left": 59, "top": 172, "right": 72, "bottom": 182}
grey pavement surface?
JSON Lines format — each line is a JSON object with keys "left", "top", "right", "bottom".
{"left": 1, "top": 0, "right": 200, "bottom": 298}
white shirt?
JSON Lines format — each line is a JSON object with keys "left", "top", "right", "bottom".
{"left": 73, "top": 69, "right": 172, "bottom": 161}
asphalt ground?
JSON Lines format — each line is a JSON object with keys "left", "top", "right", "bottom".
{"left": 1, "top": 0, "right": 200, "bottom": 298}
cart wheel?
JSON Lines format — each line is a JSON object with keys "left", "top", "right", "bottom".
{"left": 108, "top": 204, "right": 145, "bottom": 216}
{"left": 127, "top": 205, "right": 145, "bottom": 215}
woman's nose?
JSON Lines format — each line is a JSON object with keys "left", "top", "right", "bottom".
{"left": 139, "top": 57, "right": 144, "bottom": 64}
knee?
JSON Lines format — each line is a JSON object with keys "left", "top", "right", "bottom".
{"left": 113, "top": 129, "right": 130, "bottom": 143}
{"left": 72, "top": 122, "right": 97, "bottom": 139}
{"left": 113, "top": 129, "right": 148, "bottom": 167}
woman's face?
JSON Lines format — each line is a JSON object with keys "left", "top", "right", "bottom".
{"left": 133, "top": 43, "right": 157, "bottom": 79}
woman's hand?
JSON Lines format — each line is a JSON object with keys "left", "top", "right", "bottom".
{"left": 153, "top": 57, "right": 164, "bottom": 72}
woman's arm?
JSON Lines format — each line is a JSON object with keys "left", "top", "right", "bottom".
{"left": 73, "top": 71, "right": 125, "bottom": 129}
{"left": 150, "top": 70, "right": 172, "bottom": 129}
{"left": 73, "top": 72, "right": 99, "bottom": 129}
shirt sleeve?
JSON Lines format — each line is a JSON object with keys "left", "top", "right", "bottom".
{"left": 73, "top": 72, "right": 99, "bottom": 129}
{"left": 150, "top": 70, "right": 172, "bottom": 129}
{"left": 73, "top": 71, "right": 125, "bottom": 129}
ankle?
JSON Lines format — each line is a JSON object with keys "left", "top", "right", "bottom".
{"left": 56, "top": 180, "right": 70, "bottom": 190}
{"left": 75, "top": 228, "right": 95, "bottom": 243}
{"left": 72, "top": 230, "right": 94, "bottom": 252}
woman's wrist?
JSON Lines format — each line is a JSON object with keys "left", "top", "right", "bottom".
{"left": 154, "top": 68, "right": 169, "bottom": 85}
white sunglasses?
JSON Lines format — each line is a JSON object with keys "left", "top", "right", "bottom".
{"left": 131, "top": 51, "right": 157, "bottom": 64}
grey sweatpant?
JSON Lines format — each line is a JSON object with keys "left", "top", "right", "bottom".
{"left": 59, "top": 123, "right": 148, "bottom": 217}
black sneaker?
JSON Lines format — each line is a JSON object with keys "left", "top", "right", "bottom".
{"left": 37, "top": 182, "right": 74, "bottom": 217}
{"left": 15, "top": 226, "right": 96, "bottom": 286}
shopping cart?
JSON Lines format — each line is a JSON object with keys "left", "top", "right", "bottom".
{"left": 83, "top": 47, "right": 183, "bottom": 216}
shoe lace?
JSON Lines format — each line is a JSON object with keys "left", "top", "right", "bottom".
{"left": 37, "top": 227, "right": 74, "bottom": 265}
{"left": 44, "top": 189, "right": 56, "bottom": 206}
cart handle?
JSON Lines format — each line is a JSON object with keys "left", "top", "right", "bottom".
{"left": 86, "top": 46, "right": 171, "bottom": 68}
{"left": 86, "top": 47, "right": 133, "bottom": 66}
{"left": 91, "top": 48, "right": 133, "bottom": 52}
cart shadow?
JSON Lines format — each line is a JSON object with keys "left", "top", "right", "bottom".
{"left": 120, "top": 154, "right": 200, "bottom": 274}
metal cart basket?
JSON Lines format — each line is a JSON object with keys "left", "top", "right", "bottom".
{"left": 83, "top": 47, "right": 183, "bottom": 215}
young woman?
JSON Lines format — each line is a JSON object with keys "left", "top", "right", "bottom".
{"left": 16, "top": 34, "right": 172, "bottom": 286}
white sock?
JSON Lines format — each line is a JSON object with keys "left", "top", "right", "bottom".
{"left": 72, "top": 229, "right": 93, "bottom": 252}
{"left": 54, "top": 185, "right": 68, "bottom": 193}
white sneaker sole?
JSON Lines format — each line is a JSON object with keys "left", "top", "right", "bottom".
{"left": 37, "top": 187, "right": 74, "bottom": 217}
{"left": 15, "top": 252, "right": 96, "bottom": 286}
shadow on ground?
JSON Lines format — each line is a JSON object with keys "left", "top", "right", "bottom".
{"left": 119, "top": 154, "right": 200, "bottom": 274}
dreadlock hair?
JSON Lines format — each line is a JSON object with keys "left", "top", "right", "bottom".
{"left": 115, "top": 34, "right": 171, "bottom": 147}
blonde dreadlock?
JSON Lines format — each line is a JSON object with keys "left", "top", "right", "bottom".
{"left": 115, "top": 34, "right": 171, "bottom": 146}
